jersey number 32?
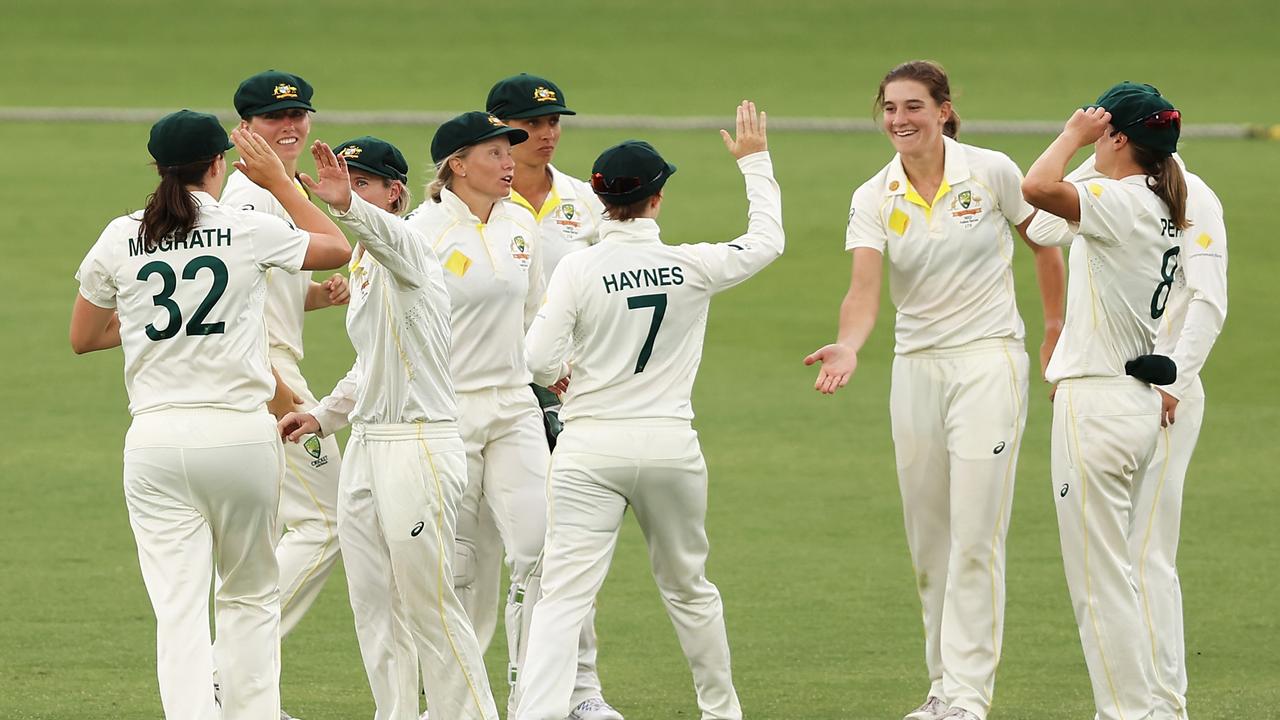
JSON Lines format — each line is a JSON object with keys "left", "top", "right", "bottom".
{"left": 137, "top": 255, "right": 229, "bottom": 341}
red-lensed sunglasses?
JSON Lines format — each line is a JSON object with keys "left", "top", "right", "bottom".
{"left": 590, "top": 169, "right": 665, "bottom": 196}
{"left": 1115, "top": 108, "right": 1181, "bottom": 134}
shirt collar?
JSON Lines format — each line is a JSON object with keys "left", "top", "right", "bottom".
{"left": 599, "top": 217, "right": 662, "bottom": 244}
{"left": 439, "top": 186, "right": 494, "bottom": 224}
{"left": 884, "top": 135, "right": 971, "bottom": 196}
{"left": 193, "top": 190, "right": 218, "bottom": 206}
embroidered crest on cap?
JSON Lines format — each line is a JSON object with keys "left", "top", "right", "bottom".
{"left": 533, "top": 86, "right": 559, "bottom": 103}
{"left": 338, "top": 145, "right": 363, "bottom": 159}
{"left": 273, "top": 83, "right": 299, "bottom": 100}
{"left": 487, "top": 115, "right": 506, "bottom": 127}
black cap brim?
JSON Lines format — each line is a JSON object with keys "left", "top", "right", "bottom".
{"left": 500, "top": 105, "right": 576, "bottom": 120}
{"left": 345, "top": 159, "right": 407, "bottom": 183}
{"left": 243, "top": 99, "right": 316, "bottom": 117}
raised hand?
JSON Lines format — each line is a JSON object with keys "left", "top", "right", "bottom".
{"left": 720, "top": 100, "right": 768, "bottom": 159}
{"left": 231, "top": 127, "right": 291, "bottom": 191}
{"left": 803, "top": 343, "right": 858, "bottom": 395}
{"left": 300, "top": 140, "right": 354, "bottom": 213}
{"left": 1063, "top": 106, "right": 1112, "bottom": 147}
{"left": 278, "top": 411, "right": 321, "bottom": 443}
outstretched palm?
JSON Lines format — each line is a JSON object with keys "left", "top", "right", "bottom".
{"left": 720, "top": 100, "right": 768, "bottom": 159}
{"left": 301, "top": 140, "right": 353, "bottom": 212}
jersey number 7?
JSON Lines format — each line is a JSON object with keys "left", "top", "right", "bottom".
{"left": 626, "top": 293, "right": 667, "bottom": 374}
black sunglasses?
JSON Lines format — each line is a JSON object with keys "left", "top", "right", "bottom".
{"left": 1112, "top": 108, "right": 1181, "bottom": 135}
{"left": 590, "top": 168, "right": 665, "bottom": 196}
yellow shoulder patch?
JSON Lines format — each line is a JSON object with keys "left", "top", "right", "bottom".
{"left": 444, "top": 249, "right": 472, "bottom": 277}
{"left": 1196, "top": 233, "right": 1214, "bottom": 249}
{"left": 1088, "top": 183, "right": 1104, "bottom": 198}
{"left": 889, "top": 208, "right": 910, "bottom": 236}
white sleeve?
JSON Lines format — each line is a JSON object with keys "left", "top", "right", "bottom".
{"left": 525, "top": 260, "right": 576, "bottom": 386}
{"left": 582, "top": 184, "right": 607, "bottom": 245}
{"left": 684, "top": 151, "right": 785, "bottom": 294}
{"left": 308, "top": 363, "right": 359, "bottom": 436}
{"left": 331, "top": 194, "right": 427, "bottom": 289}
{"left": 1025, "top": 154, "right": 1104, "bottom": 247}
{"left": 1166, "top": 193, "right": 1229, "bottom": 400}
{"left": 1075, "top": 179, "right": 1138, "bottom": 247}
{"left": 75, "top": 222, "right": 120, "bottom": 309}
{"left": 524, "top": 219, "right": 546, "bottom": 332}
{"left": 244, "top": 209, "right": 310, "bottom": 273}
{"left": 844, "top": 182, "right": 886, "bottom": 254}
{"left": 990, "top": 152, "right": 1035, "bottom": 225}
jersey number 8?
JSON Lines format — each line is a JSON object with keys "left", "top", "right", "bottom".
{"left": 137, "top": 255, "right": 229, "bottom": 341}
{"left": 1149, "top": 246, "right": 1181, "bottom": 320}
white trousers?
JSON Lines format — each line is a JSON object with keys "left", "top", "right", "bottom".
{"left": 890, "top": 339, "right": 1029, "bottom": 720}
{"left": 271, "top": 347, "right": 342, "bottom": 637}
{"left": 515, "top": 420, "right": 740, "bottom": 720}
{"left": 1132, "top": 379, "right": 1204, "bottom": 720}
{"left": 1052, "top": 377, "right": 1163, "bottom": 720}
{"left": 341, "top": 422, "right": 499, "bottom": 720}
{"left": 123, "top": 408, "right": 283, "bottom": 720}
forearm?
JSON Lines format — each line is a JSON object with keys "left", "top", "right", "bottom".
{"left": 304, "top": 281, "right": 329, "bottom": 310}
{"left": 1023, "top": 135, "right": 1083, "bottom": 221}
{"left": 1032, "top": 244, "right": 1066, "bottom": 331}
{"left": 835, "top": 287, "right": 878, "bottom": 352}
{"left": 309, "top": 367, "right": 358, "bottom": 436}
{"left": 1167, "top": 298, "right": 1226, "bottom": 399}
{"left": 69, "top": 298, "right": 122, "bottom": 354}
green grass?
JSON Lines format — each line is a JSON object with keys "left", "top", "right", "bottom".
{"left": 2, "top": 1, "right": 1279, "bottom": 718}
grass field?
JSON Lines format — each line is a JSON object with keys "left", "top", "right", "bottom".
{"left": 2, "top": 1, "right": 1278, "bottom": 718}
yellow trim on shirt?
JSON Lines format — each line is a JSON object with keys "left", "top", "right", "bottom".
{"left": 509, "top": 184, "right": 562, "bottom": 223}
{"left": 903, "top": 179, "right": 951, "bottom": 220}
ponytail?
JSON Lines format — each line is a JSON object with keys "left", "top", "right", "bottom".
{"left": 1132, "top": 145, "right": 1188, "bottom": 230}
{"left": 138, "top": 157, "right": 217, "bottom": 251}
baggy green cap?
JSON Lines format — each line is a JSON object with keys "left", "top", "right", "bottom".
{"left": 148, "top": 109, "right": 233, "bottom": 166}
{"left": 1089, "top": 82, "right": 1180, "bottom": 155}
{"left": 234, "top": 70, "right": 315, "bottom": 117}
{"left": 333, "top": 136, "right": 409, "bottom": 182}
{"left": 486, "top": 73, "right": 576, "bottom": 120}
{"left": 430, "top": 111, "right": 529, "bottom": 165}
{"left": 589, "top": 140, "right": 677, "bottom": 205}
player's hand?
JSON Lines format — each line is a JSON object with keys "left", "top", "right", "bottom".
{"left": 804, "top": 343, "right": 858, "bottom": 395}
{"left": 301, "top": 141, "right": 354, "bottom": 213}
{"left": 1040, "top": 324, "right": 1062, "bottom": 378}
{"left": 720, "top": 100, "right": 768, "bottom": 159}
{"left": 231, "top": 127, "right": 291, "bottom": 192}
{"left": 1062, "top": 107, "right": 1112, "bottom": 147}
{"left": 322, "top": 273, "right": 350, "bottom": 306}
{"left": 1157, "top": 388, "right": 1178, "bottom": 427}
{"left": 278, "top": 411, "right": 321, "bottom": 443}
{"left": 549, "top": 376, "right": 570, "bottom": 396}
{"left": 267, "top": 388, "right": 303, "bottom": 422}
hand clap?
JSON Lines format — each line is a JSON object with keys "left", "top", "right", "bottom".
{"left": 720, "top": 100, "right": 768, "bottom": 159}
{"left": 301, "top": 141, "right": 354, "bottom": 213}
{"left": 231, "top": 127, "right": 291, "bottom": 191}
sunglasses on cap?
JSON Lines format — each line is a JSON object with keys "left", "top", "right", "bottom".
{"left": 1111, "top": 108, "right": 1181, "bottom": 136}
{"left": 590, "top": 168, "right": 666, "bottom": 196}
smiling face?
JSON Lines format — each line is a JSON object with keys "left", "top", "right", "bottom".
{"left": 880, "top": 79, "right": 950, "bottom": 155}
{"left": 244, "top": 108, "right": 312, "bottom": 166}
{"left": 450, "top": 138, "right": 516, "bottom": 201}
{"left": 506, "top": 114, "right": 561, "bottom": 167}
{"left": 349, "top": 169, "right": 401, "bottom": 213}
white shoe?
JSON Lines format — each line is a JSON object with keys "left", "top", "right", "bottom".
{"left": 569, "top": 697, "right": 624, "bottom": 720}
{"left": 938, "top": 709, "right": 981, "bottom": 720}
{"left": 904, "top": 697, "right": 947, "bottom": 720}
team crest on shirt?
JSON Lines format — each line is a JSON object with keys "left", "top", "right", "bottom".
{"left": 511, "top": 235, "right": 531, "bottom": 269}
{"left": 303, "top": 435, "right": 329, "bottom": 468}
{"left": 273, "top": 84, "right": 299, "bottom": 100}
{"left": 950, "top": 189, "right": 983, "bottom": 229}
{"left": 562, "top": 203, "right": 575, "bottom": 220}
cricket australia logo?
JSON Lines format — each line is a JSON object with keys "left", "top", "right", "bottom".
{"left": 533, "top": 86, "right": 559, "bottom": 103}
{"left": 273, "top": 83, "right": 299, "bottom": 100}
{"left": 562, "top": 203, "right": 575, "bottom": 220}
{"left": 510, "top": 235, "right": 531, "bottom": 270}
{"left": 487, "top": 114, "right": 506, "bottom": 127}
{"left": 338, "top": 145, "right": 363, "bottom": 159}
{"left": 303, "top": 435, "right": 329, "bottom": 468}
{"left": 959, "top": 190, "right": 972, "bottom": 209}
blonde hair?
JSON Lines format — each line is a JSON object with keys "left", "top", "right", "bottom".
{"left": 388, "top": 179, "right": 412, "bottom": 216}
{"left": 426, "top": 147, "right": 470, "bottom": 202}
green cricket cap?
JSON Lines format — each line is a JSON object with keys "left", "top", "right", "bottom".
{"left": 1089, "top": 82, "right": 1180, "bottom": 155}
{"left": 147, "top": 109, "right": 233, "bottom": 166}
{"left": 430, "top": 111, "right": 529, "bottom": 164}
{"left": 333, "top": 136, "right": 409, "bottom": 182}
{"left": 234, "top": 70, "right": 315, "bottom": 117}
{"left": 486, "top": 73, "right": 576, "bottom": 120}
{"left": 589, "top": 140, "right": 677, "bottom": 205}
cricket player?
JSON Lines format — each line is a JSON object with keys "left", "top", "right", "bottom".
{"left": 220, "top": 71, "right": 348, "bottom": 673}
{"left": 1027, "top": 152, "right": 1228, "bottom": 720}
{"left": 514, "top": 100, "right": 783, "bottom": 720}
{"left": 1021, "top": 82, "right": 1188, "bottom": 720}
{"left": 277, "top": 137, "right": 500, "bottom": 720}
{"left": 69, "top": 114, "right": 350, "bottom": 720}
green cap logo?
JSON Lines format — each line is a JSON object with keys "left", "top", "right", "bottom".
{"left": 533, "top": 86, "right": 559, "bottom": 103}
{"left": 273, "top": 83, "right": 299, "bottom": 100}
{"left": 303, "top": 435, "right": 322, "bottom": 459}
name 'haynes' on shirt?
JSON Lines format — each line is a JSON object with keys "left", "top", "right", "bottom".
{"left": 602, "top": 266, "right": 684, "bottom": 294}
{"left": 128, "top": 227, "right": 233, "bottom": 257}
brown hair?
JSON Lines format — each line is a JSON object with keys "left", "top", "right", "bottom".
{"left": 874, "top": 60, "right": 960, "bottom": 139}
{"left": 1131, "top": 143, "right": 1189, "bottom": 230}
{"left": 137, "top": 157, "right": 219, "bottom": 251}
{"left": 600, "top": 195, "right": 654, "bottom": 222}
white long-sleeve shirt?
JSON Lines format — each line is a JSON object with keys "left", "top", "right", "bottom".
{"left": 307, "top": 194, "right": 456, "bottom": 435}
{"left": 1027, "top": 155, "right": 1228, "bottom": 397}
{"left": 509, "top": 164, "right": 606, "bottom": 283}
{"left": 220, "top": 170, "right": 313, "bottom": 360}
{"left": 404, "top": 188, "right": 543, "bottom": 393}
{"left": 526, "top": 151, "right": 784, "bottom": 423}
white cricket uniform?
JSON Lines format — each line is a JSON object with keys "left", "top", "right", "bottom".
{"left": 1027, "top": 169, "right": 1181, "bottom": 720}
{"left": 221, "top": 170, "right": 342, "bottom": 638}
{"left": 302, "top": 194, "right": 498, "bottom": 720}
{"left": 76, "top": 192, "right": 313, "bottom": 720}
{"left": 405, "top": 189, "right": 548, "bottom": 707}
{"left": 844, "top": 136, "right": 1034, "bottom": 719}
{"left": 514, "top": 151, "right": 784, "bottom": 720}
{"left": 1027, "top": 156, "right": 1228, "bottom": 720}
{"left": 467, "top": 165, "right": 609, "bottom": 706}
